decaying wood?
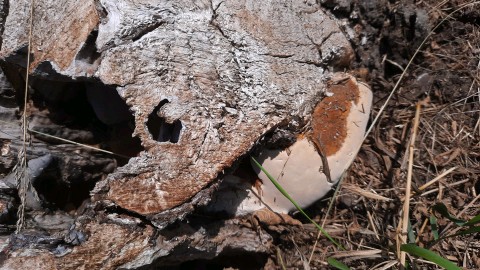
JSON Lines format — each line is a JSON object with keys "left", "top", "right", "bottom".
{"left": 0, "top": 0, "right": 354, "bottom": 268}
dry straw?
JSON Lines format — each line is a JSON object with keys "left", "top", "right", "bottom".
{"left": 398, "top": 103, "right": 421, "bottom": 267}
{"left": 15, "top": 0, "right": 35, "bottom": 233}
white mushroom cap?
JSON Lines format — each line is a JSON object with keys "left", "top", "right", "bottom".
{"left": 252, "top": 74, "right": 372, "bottom": 213}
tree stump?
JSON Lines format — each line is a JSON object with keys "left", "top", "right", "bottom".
{"left": 0, "top": 0, "right": 355, "bottom": 268}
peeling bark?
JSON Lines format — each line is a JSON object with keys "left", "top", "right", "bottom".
{"left": 0, "top": 0, "right": 354, "bottom": 268}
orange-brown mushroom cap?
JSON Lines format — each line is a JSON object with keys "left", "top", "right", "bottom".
{"left": 311, "top": 76, "right": 360, "bottom": 157}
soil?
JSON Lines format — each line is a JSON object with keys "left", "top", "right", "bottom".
{"left": 256, "top": 0, "right": 480, "bottom": 269}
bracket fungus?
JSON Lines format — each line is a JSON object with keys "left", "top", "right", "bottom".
{"left": 207, "top": 74, "right": 372, "bottom": 216}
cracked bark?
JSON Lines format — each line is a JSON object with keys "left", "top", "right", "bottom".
{"left": 0, "top": 0, "right": 354, "bottom": 268}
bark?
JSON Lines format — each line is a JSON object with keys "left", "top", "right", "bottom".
{"left": 0, "top": 0, "right": 353, "bottom": 268}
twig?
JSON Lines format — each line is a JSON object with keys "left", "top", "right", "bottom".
{"left": 367, "top": 210, "right": 380, "bottom": 241}
{"left": 417, "top": 167, "right": 457, "bottom": 192}
{"left": 399, "top": 103, "right": 422, "bottom": 267}
{"left": 420, "top": 179, "right": 470, "bottom": 197}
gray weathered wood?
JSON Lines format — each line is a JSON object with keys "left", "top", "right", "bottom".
{"left": 0, "top": 0, "right": 354, "bottom": 268}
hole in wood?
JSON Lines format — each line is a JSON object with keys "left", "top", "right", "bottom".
{"left": 0, "top": 72, "right": 146, "bottom": 213}
{"left": 27, "top": 79, "right": 144, "bottom": 163}
{"left": 30, "top": 79, "right": 144, "bottom": 208}
{"left": 32, "top": 156, "right": 108, "bottom": 211}
{"left": 75, "top": 30, "right": 101, "bottom": 64}
{"left": 147, "top": 99, "right": 183, "bottom": 143}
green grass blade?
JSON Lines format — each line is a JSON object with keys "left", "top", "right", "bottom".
{"left": 430, "top": 215, "right": 439, "bottom": 240}
{"left": 251, "top": 157, "right": 344, "bottom": 250}
{"left": 463, "top": 213, "right": 480, "bottom": 227}
{"left": 432, "top": 203, "right": 466, "bottom": 226}
{"left": 429, "top": 226, "right": 480, "bottom": 248}
{"left": 407, "top": 219, "right": 416, "bottom": 244}
{"left": 400, "top": 244, "right": 461, "bottom": 270}
{"left": 327, "top": 258, "right": 351, "bottom": 270}
{"left": 449, "top": 225, "right": 480, "bottom": 237}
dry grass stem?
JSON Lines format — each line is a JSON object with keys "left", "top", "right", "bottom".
{"left": 366, "top": 210, "right": 380, "bottom": 240}
{"left": 417, "top": 167, "right": 457, "bottom": 191}
{"left": 415, "top": 218, "right": 429, "bottom": 243}
{"left": 372, "top": 260, "right": 398, "bottom": 270}
{"left": 420, "top": 179, "right": 470, "bottom": 197}
{"left": 307, "top": 174, "right": 346, "bottom": 265}
{"left": 330, "top": 249, "right": 382, "bottom": 259}
{"left": 399, "top": 103, "right": 421, "bottom": 267}
{"left": 28, "top": 128, "right": 130, "bottom": 158}
{"left": 343, "top": 185, "right": 393, "bottom": 201}
{"left": 276, "top": 247, "right": 287, "bottom": 270}
{"left": 15, "top": 0, "right": 35, "bottom": 234}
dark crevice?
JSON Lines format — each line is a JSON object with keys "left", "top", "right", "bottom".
{"left": 147, "top": 99, "right": 183, "bottom": 143}
{"left": 319, "top": 0, "right": 353, "bottom": 18}
{"left": 209, "top": 3, "right": 246, "bottom": 51}
{"left": 158, "top": 119, "right": 182, "bottom": 143}
{"left": 29, "top": 78, "right": 143, "bottom": 160}
{"left": 407, "top": 13, "right": 417, "bottom": 41}
{"left": 152, "top": 250, "right": 268, "bottom": 270}
{"left": 260, "top": 53, "right": 294, "bottom": 59}
{"left": 8, "top": 233, "right": 65, "bottom": 253}
{"left": 1, "top": 72, "right": 144, "bottom": 212}
{"left": 75, "top": 30, "right": 101, "bottom": 64}
{"left": 0, "top": 0, "right": 9, "bottom": 50}
{"left": 32, "top": 156, "right": 102, "bottom": 210}
{"left": 209, "top": 10, "right": 246, "bottom": 76}
{"left": 131, "top": 21, "right": 166, "bottom": 42}
{"left": 295, "top": 59, "right": 324, "bottom": 68}
{"left": 95, "top": 2, "right": 108, "bottom": 22}
{"left": 305, "top": 32, "right": 322, "bottom": 56}
{"left": 104, "top": 205, "right": 153, "bottom": 228}
{"left": 0, "top": 68, "right": 16, "bottom": 108}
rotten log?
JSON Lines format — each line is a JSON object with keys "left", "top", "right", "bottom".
{"left": 0, "top": 0, "right": 359, "bottom": 268}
